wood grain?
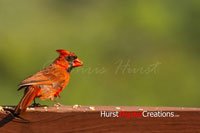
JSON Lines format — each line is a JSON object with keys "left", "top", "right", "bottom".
{"left": 0, "top": 106, "right": 200, "bottom": 133}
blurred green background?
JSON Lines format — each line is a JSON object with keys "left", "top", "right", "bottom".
{"left": 0, "top": 0, "right": 199, "bottom": 107}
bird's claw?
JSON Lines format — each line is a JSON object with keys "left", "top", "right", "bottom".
{"left": 30, "top": 103, "right": 47, "bottom": 107}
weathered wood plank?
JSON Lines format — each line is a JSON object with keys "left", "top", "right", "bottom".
{"left": 0, "top": 106, "right": 200, "bottom": 133}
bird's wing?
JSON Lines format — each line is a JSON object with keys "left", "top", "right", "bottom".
{"left": 18, "top": 65, "right": 68, "bottom": 91}
{"left": 18, "top": 72, "right": 52, "bottom": 90}
{"left": 18, "top": 66, "right": 55, "bottom": 90}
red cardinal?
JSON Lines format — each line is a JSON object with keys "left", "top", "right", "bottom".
{"left": 14, "top": 49, "right": 83, "bottom": 115}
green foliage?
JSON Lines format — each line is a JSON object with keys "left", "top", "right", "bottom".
{"left": 0, "top": 0, "right": 199, "bottom": 107}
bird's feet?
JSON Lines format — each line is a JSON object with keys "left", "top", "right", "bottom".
{"left": 30, "top": 102, "right": 47, "bottom": 107}
{"left": 31, "top": 102, "right": 41, "bottom": 107}
{"left": 30, "top": 99, "right": 47, "bottom": 107}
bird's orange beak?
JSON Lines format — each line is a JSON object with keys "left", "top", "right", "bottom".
{"left": 73, "top": 58, "right": 83, "bottom": 67}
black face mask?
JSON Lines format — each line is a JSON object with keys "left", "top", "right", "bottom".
{"left": 65, "top": 55, "right": 77, "bottom": 62}
{"left": 65, "top": 55, "right": 77, "bottom": 73}
{"left": 66, "top": 61, "right": 73, "bottom": 73}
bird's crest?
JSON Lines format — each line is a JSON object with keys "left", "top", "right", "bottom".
{"left": 56, "top": 49, "right": 71, "bottom": 56}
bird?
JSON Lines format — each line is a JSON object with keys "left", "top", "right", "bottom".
{"left": 14, "top": 49, "right": 83, "bottom": 115}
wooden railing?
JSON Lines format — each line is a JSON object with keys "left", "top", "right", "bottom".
{"left": 0, "top": 106, "right": 200, "bottom": 132}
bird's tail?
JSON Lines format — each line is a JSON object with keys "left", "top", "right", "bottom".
{"left": 14, "top": 86, "right": 38, "bottom": 115}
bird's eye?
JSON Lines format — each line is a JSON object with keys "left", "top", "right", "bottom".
{"left": 66, "top": 56, "right": 72, "bottom": 61}
{"left": 74, "top": 56, "right": 77, "bottom": 59}
{"left": 66, "top": 56, "right": 77, "bottom": 61}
